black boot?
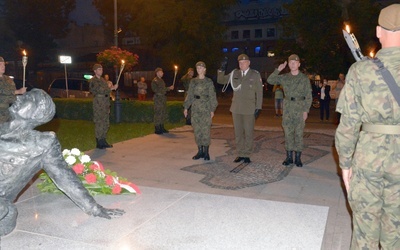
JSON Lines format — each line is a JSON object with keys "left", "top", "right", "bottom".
{"left": 103, "top": 139, "right": 113, "bottom": 148}
{"left": 161, "top": 124, "right": 169, "bottom": 133}
{"left": 295, "top": 151, "right": 303, "bottom": 167}
{"left": 192, "top": 146, "right": 204, "bottom": 160}
{"left": 96, "top": 138, "right": 105, "bottom": 149}
{"left": 282, "top": 151, "right": 293, "bottom": 166}
{"left": 155, "top": 125, "right": 163, "bottom": 134}
{"left": 203, "top": 146, "right": 210, "bottom": 161}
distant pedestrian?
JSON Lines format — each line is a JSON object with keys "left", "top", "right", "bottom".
{"left": 0, "top": 56, "right": 26, "bottom": 123}
{"left": 184, "top": 61, "right": 218, "bottom": 161}
{"left": 318, "top": 79, "right": 331, "bottom": 121}
{"left": 334, "top": 73, "right": 345, "bottom": 124}
{"left": 137, "top": 76, "right": 147, "bottom": 101}
{"left": 151, "top": 68, "right": 174, "bottom": 134}
{"left": 267, "top": 54, "right": 312, "bottom": 167}
{"left": 89, "top": 64, "right": 118, "bottom": 149}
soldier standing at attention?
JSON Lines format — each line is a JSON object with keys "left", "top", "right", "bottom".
{"left": 181, "top": 68, "right": 194, "bottom": 125}
{"left": 267, "top": 54, "right": 312, "bottom": 167}
{"left": 217, "top": 54, "right": 263, "bottom": 163}
{"left": 89, "top": 64, "right": 118, "bottom": 149}
{"left": 335, "top": 4, "right": 400, "bottom": 249}
{"left": 151, "top": 68, "right": 174, "bottom": 134}
{"left": 0, "top": 56, "right": 26, "bottom": 123}
{"left": 184, "top": 61, "right": 218, "bottom": 161}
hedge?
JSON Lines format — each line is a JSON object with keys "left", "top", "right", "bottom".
{"left": 53, "top": 98, "right": 185, "bottom": 123}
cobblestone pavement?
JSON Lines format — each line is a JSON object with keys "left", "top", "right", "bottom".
{"left": 182, "top": 127, "right": 334, "bottom": 190}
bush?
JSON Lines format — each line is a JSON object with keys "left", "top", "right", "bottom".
{"left": 53, "top": 99, "right": 185, "bottom": 123}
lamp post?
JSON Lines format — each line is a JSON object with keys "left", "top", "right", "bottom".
{"left": 114, "top": 0, "right": 122, "bottom": 123}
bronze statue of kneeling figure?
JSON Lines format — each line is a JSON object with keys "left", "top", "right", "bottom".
{"left": 0, "top": 88, "right": 124, "bottom": 236}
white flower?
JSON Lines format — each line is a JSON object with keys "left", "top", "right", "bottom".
{"left": 80, "top": 154, "right": 91, "bottom": 163}
{"left": 62, "top": 149, "right": 71, "bottom": 157}
{"left": 70, "top": 148, "right": 81, "bottom": 156}
{"left": 65, "top": 155, "right": 77, "bottom": 165}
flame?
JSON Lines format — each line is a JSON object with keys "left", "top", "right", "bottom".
{"left": 174, "top": 65, "right": 178, "bottom": 70}
{"left": 121, "top": 59, "right": 125, "bottom": 64}
{"left": 23, "top": 50, "right": 27, "bottom": 56}
{"left": 345, "top": 25, "right": 350, "bottom": 33}
{"left": 369, "top": 51, "right": 374, "bottom": 58}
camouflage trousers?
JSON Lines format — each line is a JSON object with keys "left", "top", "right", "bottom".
{"left": 0, "top": 109, "right": 11, "bottom": 123}
{"left": 192, "top": 111, "right": 211, "bottom": 146}
{"left": 348, "top": 149, "right": 400, "bottom": 249}
{"left": 93, "top": 97, "right": 110, "bottom": 139}
{"left": 282, "top": 109, "right": 305, "bottom": 152}
{"left": 153, "top": 95, "right": 167, "bottom": 125}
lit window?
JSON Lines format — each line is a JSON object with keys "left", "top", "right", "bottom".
{"left": 255, "top": 47, "right": 261, "bottom": 55}
{"left": 222, "top": 48, "right": 228, "bottom": 53}
{"left": 232, "top": 48, "right": 239, "bottom": 52}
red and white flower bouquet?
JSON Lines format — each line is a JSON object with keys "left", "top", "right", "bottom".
{"left": 37, "top": 148, "right": 140, "bottom": 196}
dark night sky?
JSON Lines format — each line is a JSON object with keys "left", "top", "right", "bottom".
{"left": 69, "top": 0, "right": 101, "bottom": 26}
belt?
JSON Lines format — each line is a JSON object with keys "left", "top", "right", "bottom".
{"left": 194, "top": 95, "right": 208, "bottom": 99}
{"left": 287, "top": 96, "right": 306, "bottom": 101}
{"left": 96, "top": 94, "right": 109, "bottom": 98}
{"left": 362, "top": 123, "right": 400, "bottom": 134}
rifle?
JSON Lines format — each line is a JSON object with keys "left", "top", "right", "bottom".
{"left": 342, "top": 25, "right": 366, "bottom": 61}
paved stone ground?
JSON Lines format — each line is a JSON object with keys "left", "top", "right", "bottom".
{"left": 182, "top": 127, "right": 335, "bottom": 190}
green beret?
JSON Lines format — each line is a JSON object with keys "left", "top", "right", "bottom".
{"left": 93, "top": 64, "right": 102, "bottom": 70}
{"left": 155, "top": 67, "right": 163, "bottom": 73}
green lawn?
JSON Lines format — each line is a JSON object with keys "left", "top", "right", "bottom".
{"left": 36, "top": 119, "right": 185, "bottom": 151}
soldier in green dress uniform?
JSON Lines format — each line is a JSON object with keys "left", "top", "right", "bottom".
{"left": 217, "top": 54, "right": 263, "bottom": 163}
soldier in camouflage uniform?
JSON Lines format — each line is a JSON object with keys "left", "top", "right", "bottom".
{"left": 267, "top": 54, "right": 312, "bottom": 167}
{"left": 217, "top": 54, "right": 263, "bottom": 163}
{"left": 181, "top": 68, "right": 194, "bottom": 125}
{"left": 89, "top": 64, "right": 118, "bottom": 149}
{"left": 0, "top": 56, "right": 26, "bottom": 123}
{"left": 184, "top": 62, "right": 218, "bottom": 161}
{"left": 335, "top": 4, "right": 400, "bottom": 249}
{"left": 151, "top": 68, "right": 174, "bottom": 134}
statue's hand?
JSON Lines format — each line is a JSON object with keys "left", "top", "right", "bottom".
{"left": 91, "top": 204, "right": 125, "bottom": 219}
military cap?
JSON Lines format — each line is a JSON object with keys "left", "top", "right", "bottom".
{"left": 288, "top": 54, "right": 300, "bottom": 61}
{"left": 195, "top": 61, "right": 206, "bottom": 68}
{"left": 187, "top": 67, "right": 194, "bottom": 72}
{"left": 237, "top": 54, "right": 249, "bottom": 61}
{"left": 92, "top": 64, "right": 102, "bottom": 70}
{"left": 379, "top": 4, "right": 400, "bottom": 31}
{"left": 155, "top": 67, "right": 163, "bottom": 73}
{"left": 0, "top": 57, "right": 4, "bottom": 63}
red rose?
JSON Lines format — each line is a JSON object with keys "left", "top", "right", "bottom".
{"left": 105, "top": 175, "right": 114, "bottom": 186}
{"left": 72, "top": 163, "right": 85, "bottom": 175}
{"left": 85, "top": 173, "right": 97, "bottom": 184}
{"left": 91, "top": 161, "right": 105, "bottom": 171}
{"left": 112, "top": 184, "right": 122, "bottom": 194}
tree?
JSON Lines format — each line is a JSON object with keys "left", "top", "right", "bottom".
{"left": 3, "top": 0, "right": 75, "bottom": 64}
{"left": 275, "top": 0, "right": 380, "bottom": 78}
{"left": 96, "top": 46, "right": 139, "bottom": 71}
{"left": 94, "top": 0, "right": 235, "bottom": 72}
